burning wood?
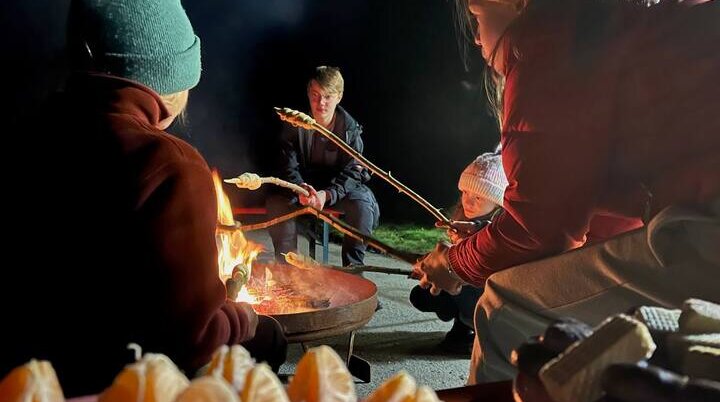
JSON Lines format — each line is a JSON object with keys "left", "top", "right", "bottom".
{"left": 224, "top": 172, "right": 310, "bottom": 197}
{"left": 238, "top": 263, "right": 338, "bottom": 314}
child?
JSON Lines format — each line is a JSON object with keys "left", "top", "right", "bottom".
{"left": 410, "top": 152, "right": 507, "bottom": 354}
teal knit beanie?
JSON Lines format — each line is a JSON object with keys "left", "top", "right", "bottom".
{"left": 69, "top": 0, "right": 201, "bottom": 95}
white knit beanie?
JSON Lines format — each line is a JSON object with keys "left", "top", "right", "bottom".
{"left": 458, "top": 153, "right": 508, "bottom": 207}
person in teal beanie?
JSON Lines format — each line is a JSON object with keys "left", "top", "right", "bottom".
{"left": 1, "top": 0, "right": 286, "bottom": 396}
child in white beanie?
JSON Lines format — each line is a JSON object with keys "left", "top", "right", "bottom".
{"left": 410, "top": 152, "right": 508, "bottom": 354}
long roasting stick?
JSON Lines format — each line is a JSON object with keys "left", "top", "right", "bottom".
{"left": 274, "top": 107, "right": 451, "bottom": 226}
{"left": 330, "top": 264, "right": 414, "bottom": 277}
{"left": 218, "top": 206, "right": 423, "bottom": 264}
{"left": 283, "top": 251, "right": 414, "bottom": 277}
{"left": 225, "top": 172, "right": 310, "bottom": 197}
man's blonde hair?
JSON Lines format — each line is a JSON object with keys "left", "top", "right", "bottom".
{"left": 308, "top": 66, "right": 344, "bottom": 95}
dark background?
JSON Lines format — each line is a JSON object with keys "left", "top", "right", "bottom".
{"left": 4, "top": 0, "right": 500, "bottom": 224}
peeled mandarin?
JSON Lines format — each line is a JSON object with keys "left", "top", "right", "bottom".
{"left": 207, "top": 344, "right": 255, "bottom": 391}
{"left": 98, "top": 353, "right": 188, "bottom": 402}
{"left": 287, "top": 345, "right": 356, "bottom": 402}
{"left": 0, "top": 359, "right": 64, "bottom": 402}
{"left": 365, "top": 371, "right": 416, "bottom": 402}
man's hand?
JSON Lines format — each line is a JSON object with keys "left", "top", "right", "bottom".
{"left": 236, "top": 302, "right": 259, "bottom": 340}
{"left": 298, "top": 183, "right": 317, "bottom": 206}
{"left": 314, "top": 190, "right": 327, "bottom": 210}
{"left": 298, "top": 183, "right": 326, "bottom": 210}
{"left": 413, "top": 242, "right": 464, "bottom": 296}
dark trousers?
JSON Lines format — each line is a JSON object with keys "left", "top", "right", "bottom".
{"left": 410, "top": 285, "right": 483, "bottom": 329}
{"left": 265, "top": 186, "right": 379, "bottom": 266}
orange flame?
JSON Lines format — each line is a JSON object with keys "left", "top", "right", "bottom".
{"left": 212, "top": 170, "right": 263, "bottom": 304}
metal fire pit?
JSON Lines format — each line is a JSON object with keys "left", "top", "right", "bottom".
{"left": 266, "top": 266, "right": 377, "bottom": 342}
{"left": 249, "top": 263, "right": 377, "bottom": 382}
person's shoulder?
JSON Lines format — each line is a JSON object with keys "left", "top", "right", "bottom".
{"left": 336, "top": 106, "right": 362, "bottom": 134}
{"left": 156, "top": 131, "right": 207, "bottom": 167}
{"left": 115, "top": 119, "right": 211, "bottom": 182}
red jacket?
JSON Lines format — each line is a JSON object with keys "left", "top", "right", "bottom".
{"left": 2, "top": 74, "right": 254, "bottom": 396}
{"left": 449, "top": 0, "right": 720, "bottom": 285}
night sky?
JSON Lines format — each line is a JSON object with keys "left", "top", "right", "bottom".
{"left": 5, "top": 0, "right": 500, "bottom": 223}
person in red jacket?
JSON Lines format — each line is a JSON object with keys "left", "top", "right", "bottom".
{"left": 1, "top": 0, "right": 284, "bottom": 396}
{"left": 415, "top": 0, "right": 720, "bottom": 383}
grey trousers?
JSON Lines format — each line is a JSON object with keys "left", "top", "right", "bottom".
{"left": 468, "top": 202, "right": 720, "bottom": 384}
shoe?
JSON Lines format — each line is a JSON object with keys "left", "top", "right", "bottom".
{"left": 438, "top": 320, "right": 475, "bottom": 356}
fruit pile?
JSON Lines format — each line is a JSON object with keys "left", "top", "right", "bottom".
{"left": 0, "top": 344, "right": 441, "bottom": 402}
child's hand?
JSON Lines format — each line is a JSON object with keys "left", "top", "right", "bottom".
{"left": 437, "top": 220, "right": 481, "bottom": 237}
{"left": 447, "top": 229, "right": 462, "bottom": 244}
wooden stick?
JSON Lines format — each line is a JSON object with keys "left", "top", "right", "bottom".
{"left": 274, "top": 107, "right": 451, "bottom": 226}
{"left": 225, "top": 173, "right": 310, "bottom": 197}
{"left": 219, "top": 206, "right": 423, "bottom": 264}
{"left": 329, "top": 264, "right": 415, "bottom": 277}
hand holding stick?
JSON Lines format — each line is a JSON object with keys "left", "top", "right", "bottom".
{"left": 225, "top": 172, "right": 310, "bottom": 197}
{"left": 275, "top": 107, "right": 451, "bottom": 226}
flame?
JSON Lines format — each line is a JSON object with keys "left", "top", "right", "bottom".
{"left": 212, "top": 170, "right": 263, "bottom": 303}
{"left": 236, "top": 286, "right": 258, "bottom": 304}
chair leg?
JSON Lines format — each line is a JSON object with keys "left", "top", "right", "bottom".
{"left": 322, "top": 221, "right": 330, "bottom": 264}
{"left": 308, "top": 235, "right": 316, "bottom": 260}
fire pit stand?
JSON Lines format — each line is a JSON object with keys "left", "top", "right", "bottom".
{"left": 299, "top": 330, "right": 371, "bottom": 383}
{"left": 261, "top": 265, "right": 378, "bottom": 383}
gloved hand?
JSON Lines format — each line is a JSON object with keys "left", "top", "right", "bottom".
{"left": 236, "top": 302, "right": 259, "bottom": 341}
{"left": 511, "top": 317, "right": 593, "bottom": 377}
{"left": 413, "top": 241, "right": 464, "bottom": 296}
{"left": 298, "top": 183, "right": 327, "bottom": 210}
{"left": 511, "top": 317, "right": 593, "bottom": 402}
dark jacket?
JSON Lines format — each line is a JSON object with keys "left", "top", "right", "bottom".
{"left": 2, "top": 74, "right": 254, "bottom": 396}
{"left": 449, "top": 0, "right": 720, "bottom": 285}
{"left": 275, "top": 105, "right": 370, "bottom": 206}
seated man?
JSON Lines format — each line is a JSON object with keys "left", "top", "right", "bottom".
{"left": 266, "top": 66, "right": 379, "bottom": 266}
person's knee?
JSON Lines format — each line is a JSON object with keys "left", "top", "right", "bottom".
{"left": 344, "top": 199, "right": 377, "bottom": 231}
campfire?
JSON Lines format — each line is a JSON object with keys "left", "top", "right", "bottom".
{"left": 212, "top": 171, "right": 336, "bottom": 314}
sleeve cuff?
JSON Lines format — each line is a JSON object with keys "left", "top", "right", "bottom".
{"left": 323, "top": 188, "right": 338, "bottom": 206}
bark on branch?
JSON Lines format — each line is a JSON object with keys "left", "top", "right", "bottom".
{"left": 218, "top": 206, "right": 423, "bottom": 264}
{"left": 274, "top": 107, "right": 450, "bottom": 226}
